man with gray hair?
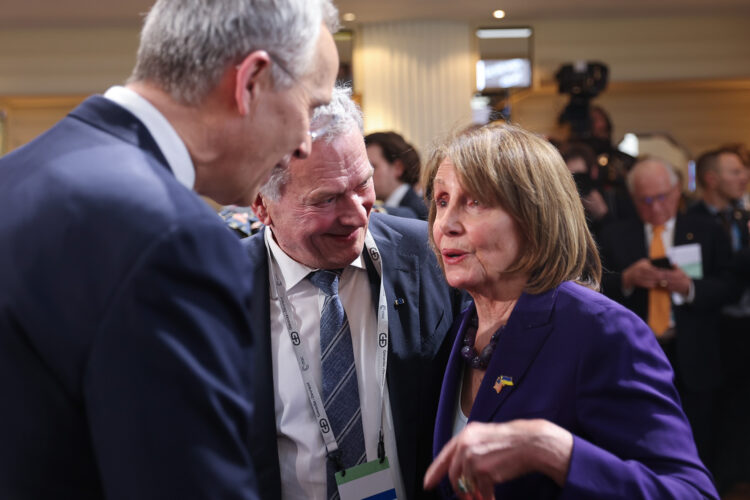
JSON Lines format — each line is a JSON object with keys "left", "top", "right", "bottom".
{"left": 0, "top": 0, "right": 338, "bottom": 498}
{"left": 598, "top": 157, "right": 733, "bottom": 474}
{"left": 244, "top": 86, "right": 463, "bottom": 499}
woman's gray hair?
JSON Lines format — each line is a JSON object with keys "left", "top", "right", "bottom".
{"left": 129, "top": 0, "right": 339, "bottom": 106}
{"left": 260, "top": 85, "right": 364, "bottom": 201}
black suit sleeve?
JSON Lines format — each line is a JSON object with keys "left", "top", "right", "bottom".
{"left": 689, "top": 219, "right": 736, "bottom": 311}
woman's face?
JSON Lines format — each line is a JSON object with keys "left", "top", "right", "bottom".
{"left": 432, "top": 161, "right": 523, "bottom": 297}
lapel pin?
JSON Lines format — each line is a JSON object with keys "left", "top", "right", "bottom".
{"left": 394, "top": 298, "right": 405, "bottom": 308}
{"left": 493, "top": 375, "right": 514, "bottom": 394}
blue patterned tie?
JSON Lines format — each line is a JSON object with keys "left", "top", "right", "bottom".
{"left": 309, "top": 270, "right": 367, "bottom": 500}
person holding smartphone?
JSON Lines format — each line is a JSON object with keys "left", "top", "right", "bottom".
{"left": 598, "top": 157, "right": 736, "bottom": 479}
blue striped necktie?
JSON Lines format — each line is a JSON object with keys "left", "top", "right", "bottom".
{"left": 308, "top": 269, "right": 367, "bottom": 500}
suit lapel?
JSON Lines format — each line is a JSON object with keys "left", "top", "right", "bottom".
{"left": 433, "top": 307, "right": 473, "bottom": 454}
{"left": 241, "top": 231, "right": 282, "bottom": 499}
{"left": 469, "top": 288, "right": 558, "bottom": 423}
{"left": 368, "top": 222, "right": 424, "bottom": 498}
{"left": 627, "top": 219, "right": 648, "bottom": 261}
{"left": 674, "top": 215, "right": 692, "bottom": 245}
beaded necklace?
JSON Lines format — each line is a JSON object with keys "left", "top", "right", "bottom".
{"left": 460, "top": 313, "right": 506, "bottom": 370}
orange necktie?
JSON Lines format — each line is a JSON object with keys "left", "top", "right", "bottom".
{"left": 648, "top": 224, "right": 670, "bottom": 336}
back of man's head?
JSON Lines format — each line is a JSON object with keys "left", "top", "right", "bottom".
{"left": 130, "top": 0, "right": 339, "bottom": 106}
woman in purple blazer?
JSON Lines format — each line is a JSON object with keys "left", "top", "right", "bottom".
{"left": 421, "top": 123, "right": 717, "bottom": 499}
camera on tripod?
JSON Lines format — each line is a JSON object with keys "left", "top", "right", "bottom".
{"left": 555, "top": 61, "right": 609, "bottom": 140}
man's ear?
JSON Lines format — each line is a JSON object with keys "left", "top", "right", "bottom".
{"left": 235, "top": 50, "right": 272, "bottom": 116}
{"left": 704, "top": 170, "right": 718, "bottom": 190}
{"left": 251, "top": 193, "right": 273, "bottom": 226}
{"left": 393, "top": 159, "right": 405, "bottom": 180}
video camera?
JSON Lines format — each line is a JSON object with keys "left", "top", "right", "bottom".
{"left": 555, "top": 61, "right": 609, "bottom": 140}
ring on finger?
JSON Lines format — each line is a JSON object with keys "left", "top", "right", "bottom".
{"left": 457, "top": 475, "right": 475, "bottom": 494}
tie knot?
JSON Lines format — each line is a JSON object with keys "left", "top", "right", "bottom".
{"left": 653, "top": 224, "right": 665, "bottom": 237}
{"left": 308, "top": 269, "right": 342, "bottom": 296}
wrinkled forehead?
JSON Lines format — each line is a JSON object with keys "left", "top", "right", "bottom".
{"left": 290, "top": 134, "right": 371, "bottom": 188}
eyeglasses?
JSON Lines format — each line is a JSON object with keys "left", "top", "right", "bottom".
{"left": 636, "top": 188, "right": 676, "bottom": 206}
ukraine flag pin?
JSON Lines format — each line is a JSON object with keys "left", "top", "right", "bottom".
{"left": 493, "top": 375, "right": 514, "bottom": 394}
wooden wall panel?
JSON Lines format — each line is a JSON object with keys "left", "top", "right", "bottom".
{"left": 0, "top": 96, "right": 85, "bottom": 153}
{"left": 510, "top": 80, "right": 750, "bottom": 158}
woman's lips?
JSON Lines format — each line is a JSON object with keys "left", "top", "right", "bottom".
{"left": 441, "top": 248, "right": 467, "bottom": 264}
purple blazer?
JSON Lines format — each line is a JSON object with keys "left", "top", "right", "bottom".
{"left": 433, "top": 281, "right": 718, "bottom": 499}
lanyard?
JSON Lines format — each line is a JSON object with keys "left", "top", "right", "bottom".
{"left": 268, "top": 230, "right": 390, "bottom": 464}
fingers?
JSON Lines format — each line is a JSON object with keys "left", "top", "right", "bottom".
{"left": 424, "top": 435, "right": 457, "bottom": 490}
{"left": 461, "top": 459, "right": 495, "bottom": 500}
{"left": 447, "top": 436, "right": 465, "bottom": 494}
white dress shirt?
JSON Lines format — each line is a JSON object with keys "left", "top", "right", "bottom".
{"left": 384, "top": 183, "right": 409, "bottom": 208}
{"left": 264, "top": 228, "right": 405, "bottom": 500}
{"left": 103, "top": 86, "right": 195, "bottom": 190}
{"left": 642, "top": 218, "right": 695, "bottom": 305}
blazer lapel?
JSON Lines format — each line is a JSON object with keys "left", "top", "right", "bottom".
{"left": 433, "top": 307, "right": 473, "bottom": 455}
{"left": 368, "top": 223, "right": 424, "bottom": 498}
{"left": 673, "top": 215, "right": 692, "bottom": 245}
{"left": 469, "top": 288, "right": 558, "bottom": 423}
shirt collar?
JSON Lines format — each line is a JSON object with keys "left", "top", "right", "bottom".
{"left": 103, "top": 85, "right": 195, "bottom": 190}
{"left": 646, "top": 217, "right": 676, "bottom": 236}
{"left": 264, "top": 227, "right": 366, "bottom": 293}
{"left": 385, "top": 183, "right": 410, "bottom": 207}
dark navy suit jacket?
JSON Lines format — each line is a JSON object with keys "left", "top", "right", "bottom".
{"left": 433, "top": 282, "right": 718, "bottom": 499}
{"left": 399, "top": 186, "right": 429, "bottom": 221}
{"left": 243, "top": 213, "right": 463, "bottom": 500}
{"left": 599, "top": 214, "right": 734, "bottom": 390}
{"left": 0, "top": 97, "right": 260, "bottom": 499}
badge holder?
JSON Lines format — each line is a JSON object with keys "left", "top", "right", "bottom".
{"left": 335, "top": 459, "right": 396, "bottom": 500}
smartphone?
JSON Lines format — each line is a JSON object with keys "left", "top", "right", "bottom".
{"left": 650, "top": 257, "right": 672, "bottom": 269}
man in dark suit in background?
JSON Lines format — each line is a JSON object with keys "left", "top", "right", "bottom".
{"left": 689, "top": 147, "right": 750, "bottom": 494}
{"left": 366, "top": 131, "right": 429, "bottom": 220}
{"left": 599, "top": 157, "right": 734, "bottom": 474}
{"left": 245, "top": 87, "right": 462, "bottom": 499}
{"left": 689, "top": 147, "right": 750, "bottom": 251}
{"left": 0, "top": 1, "right": 339, "bottom": 498}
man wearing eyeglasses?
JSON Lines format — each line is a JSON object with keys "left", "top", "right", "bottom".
{"left": 598, "top": 157, "right": 734, "bottom": 477}
{"left": 0, "top": 1, "right": 339, "bottom": 498}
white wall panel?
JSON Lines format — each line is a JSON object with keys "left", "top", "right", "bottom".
{"left": 357, "top": 21, "right": 474, "bottom": 157}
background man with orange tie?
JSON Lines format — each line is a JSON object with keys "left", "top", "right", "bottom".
{"left": 598, "top": 157, "right": 734, "bottom": 475}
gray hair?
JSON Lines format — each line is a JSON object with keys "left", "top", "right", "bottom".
{"left": 260, "top": 85, "right": 365, "bottom": 201}
{"left": 626, "top": 156, "right": 680, "bottom": 193}
{"left": 129, "top": 0, "right": 339, "bottom": 106}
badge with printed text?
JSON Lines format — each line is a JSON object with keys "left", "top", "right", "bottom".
{"left": 335, "top": 457, "right": 397, "bottom": 500}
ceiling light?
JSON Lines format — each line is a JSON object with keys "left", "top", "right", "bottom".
{"left": 493, "top": 10, "right": 506, "bottom": 19}
{"left": 342, "top": 12, "right": 356, "bottom": 22}
{"left": 476, "top": 28, "right": 532, "bottom": 39}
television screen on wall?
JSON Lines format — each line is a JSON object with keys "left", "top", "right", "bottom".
{"left": 476, "top": 58, "right": 531, "bottom": 91}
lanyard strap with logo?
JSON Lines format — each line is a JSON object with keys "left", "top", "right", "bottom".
{"left": 268, "top": 231, "right": 390, "bottom": 473}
